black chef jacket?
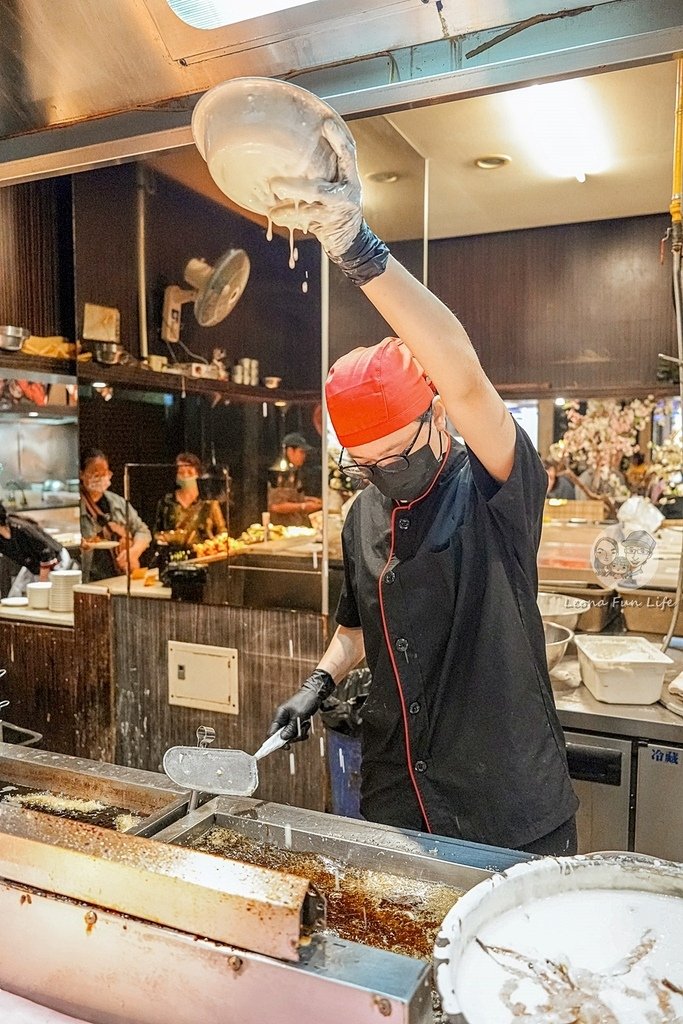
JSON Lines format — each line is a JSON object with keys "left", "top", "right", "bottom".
{"left": 336, "top": 422, "right": 578, "bottom": 849}
{"left": 0, "top": 515, "right": 62, "bottom": 575}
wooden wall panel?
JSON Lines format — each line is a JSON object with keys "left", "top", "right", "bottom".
{"left": 0, "top": 620, "right": 77, "bottom": 754}
{"left": 329, "top": 215, "right": 675, "bottom": 395}
{"left": 0, "top": 594, "right": 115, "bottom": 762}
{"left": 428, "top": 214, "right": 675, "bottom": 395}
{"left": 113, "top": 597, "right": 329, "bottom": 811}
{"left": 0, "top": 177, "right": 74, "bottom": 337}
{"left": 72, "top": 165, "right": 322, "bottom": 390}
{"left": 72, "top": 164, "right": 139, "bottom": 351}
{"left": 72, "top": 591, "right": 115, "bottom": 763}
{"left": 329, "top": 239, "right": 421, "bottom": 364}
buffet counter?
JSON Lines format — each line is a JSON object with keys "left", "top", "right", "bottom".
{"left": 0, "top": 604, "right": 74, "bottom": 626}
{"left": 75, "top": 531, "right": 344, "bottom": 611}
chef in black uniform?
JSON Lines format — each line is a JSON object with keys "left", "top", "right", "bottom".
{"left": 266, "top": 121, "right": 578, "bottom": 856}
{"left": 0, "top": 501, "right": 67, "bottom": 596}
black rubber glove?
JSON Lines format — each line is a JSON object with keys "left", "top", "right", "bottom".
{"left": 267, "top": 669, "right": 336, "bottom": 743}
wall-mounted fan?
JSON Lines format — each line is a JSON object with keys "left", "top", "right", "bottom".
{"left": 161, "top": 249, "right": 250, "bottom": 344}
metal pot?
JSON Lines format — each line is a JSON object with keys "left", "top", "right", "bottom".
{"left": 0, "top": 326, "right": 30, "bottom": 351}
{"left": 197, "top": 471, "right": 228, "bottom": 501}
{"left": 92, "top": 342, "right": 126, "bottom": 364}
{"left": 544, "top": 619, "right": 573, "bottom": 672}
{"left": 163, "top": 563, "right": 208, "bottom": 602}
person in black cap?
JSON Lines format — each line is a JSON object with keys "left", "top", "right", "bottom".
{"left": 268, "top": 432, "right": 322, "bottom": 527}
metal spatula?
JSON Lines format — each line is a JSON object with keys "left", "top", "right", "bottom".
{"left": 163, "top": 726, "right": 289, "bottom": 801}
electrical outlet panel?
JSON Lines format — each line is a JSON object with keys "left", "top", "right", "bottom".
{"left": 168, "top": 640, "right": 239, "bottom": 715}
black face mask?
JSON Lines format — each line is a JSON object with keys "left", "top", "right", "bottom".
{"left": 372, "top": 433, "right": 444, "bottom": 502}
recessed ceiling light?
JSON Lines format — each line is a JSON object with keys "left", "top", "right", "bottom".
{"left": 92, "top": 382, "right": 107, "bottom": 389}
{"left": 474, "top": 155, "right": 511, "bottom": 170}
{"left": 367, "top": 171, "right": 401, "bottom": 184}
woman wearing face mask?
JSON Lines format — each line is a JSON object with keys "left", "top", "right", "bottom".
{"left": 153, "top": 453, "right": 226, "bottom": 549}
{"left": 266, "top": 119, "right": 578, "bottom": 857}
{"left": 80, "top": 448, "right": 151, "bottom": 582}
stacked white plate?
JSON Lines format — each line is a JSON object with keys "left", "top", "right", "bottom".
{"left": 48, "top": 569, "right": 82, "bottom": 612}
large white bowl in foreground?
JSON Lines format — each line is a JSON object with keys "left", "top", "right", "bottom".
{"left": 434, "top": 852, "right": 683, "bottom": 1023}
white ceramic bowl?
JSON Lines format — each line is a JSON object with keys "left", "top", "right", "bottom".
{"left": 537, "top": 591, "right": 590, "bottom": 630}
{"left": 26, "top": 582, "right": 51, "bottom": 609}
{"left": 191, "top": 77, "right": 353, "bottom": 231}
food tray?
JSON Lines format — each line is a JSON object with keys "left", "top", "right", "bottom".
{"left": 0, "top": 743, "right": 192, "bottom": 836}
{"left": 537, "top": 583, "right": 619, "bottom": 632}
{"left": 574, "top": 634, "right": 673, "bottom": 705}
{"left": 544, "top": 498, "right": 604, "bottom": 521}
{"left": 620, "top": 588, "right": 683, "bottom": 636}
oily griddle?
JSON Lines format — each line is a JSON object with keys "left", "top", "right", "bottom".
{"left": 0, "top": 782, "right": 143, "bottom": 831}
{"left": 189, "top": 824, "right": 462, "bottom": 960}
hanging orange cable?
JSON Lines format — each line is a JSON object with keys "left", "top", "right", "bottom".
{"left": 670, "top": 56, "right": 683, "bottom": 227}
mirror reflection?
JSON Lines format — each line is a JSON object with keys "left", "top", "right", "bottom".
{"left": 0, "top": 60, "right": 679, "bottom": 612}
{"left": 67, "top": 110, "right": 428, "bottom": 609}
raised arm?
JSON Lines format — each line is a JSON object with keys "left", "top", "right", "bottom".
{"left": 361, "top": 260, "right": 516, "bottom": 481}
{"left": 271, "top": 121, "right": 516, "bottom": 482}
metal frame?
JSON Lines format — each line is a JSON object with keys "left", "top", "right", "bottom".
{"left": 0, "top": 876, "right": 432, "bottom": 1024}
{"left": 151, "top": 794, "right": 530, "bottom": 883}
{"left": 0, "top": 0, "right": 680, "bottom": 185}
{"left": 0, "top": 741, "right": 191, "bottom": 836}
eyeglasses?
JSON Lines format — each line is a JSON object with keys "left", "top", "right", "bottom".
{"left": 338, "top": 409, "right": 432, "bottom": 481}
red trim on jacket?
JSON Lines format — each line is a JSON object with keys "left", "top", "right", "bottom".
{"left": 376, "top": 435, "right": 452, "bottom": 834}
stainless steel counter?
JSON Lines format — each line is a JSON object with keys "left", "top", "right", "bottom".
{"left": 554, "top": 652, "right": 683, "bottom": 745}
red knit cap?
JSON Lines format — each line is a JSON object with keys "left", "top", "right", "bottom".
{"left": 325, "top": 337, "right": 435, "bottom": 448}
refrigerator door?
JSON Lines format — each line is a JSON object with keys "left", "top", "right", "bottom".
{"left": 635, "top": 742, "right": 683, "bottom": 861}
{"left": 564, "top": 732, "right": 632, "bottom": 854}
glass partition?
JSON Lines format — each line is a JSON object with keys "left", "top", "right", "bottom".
{"left": 74, "top": 152, "right": 323, "bottom": 606}
{"left": 323, "top": 114, "right": 427, "bottom": 618}
{"left": 65, "top": 60, "right": 677, "bottom": 615}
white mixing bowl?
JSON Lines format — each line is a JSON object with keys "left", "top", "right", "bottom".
{"left": 434, "top": 853, "right": 683, "bottom": 1023}
{"left": 191, "top": 77, "right": 353, "bottom": 232}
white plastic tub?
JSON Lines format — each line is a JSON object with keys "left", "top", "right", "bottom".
{"left": 574, "top": 634, "right": 673, "bottom": 704}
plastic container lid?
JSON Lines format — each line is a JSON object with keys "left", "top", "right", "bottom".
{"left": 574, "top": 634, "right": 673, "bottom": 665}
